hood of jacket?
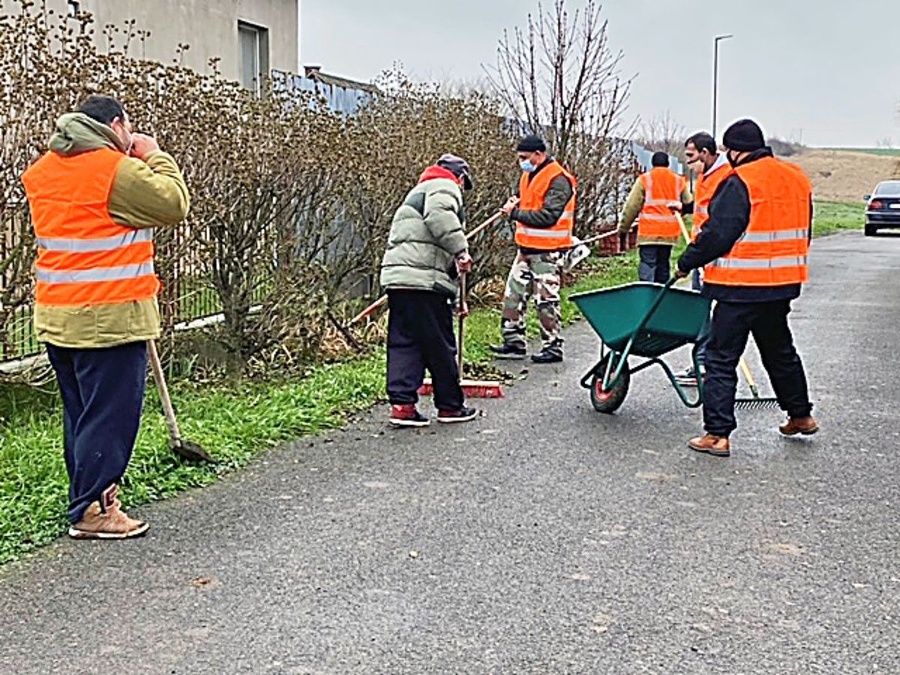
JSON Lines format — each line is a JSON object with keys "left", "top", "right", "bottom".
{"left": 48, "top": 112, "right": 127, "bottom": 157}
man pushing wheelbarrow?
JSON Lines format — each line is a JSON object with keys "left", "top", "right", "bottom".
{"left": 572, "top": 119, "right": 819, "bottom": 458}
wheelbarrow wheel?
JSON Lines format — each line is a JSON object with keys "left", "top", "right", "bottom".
{"left": 590, "top": 354, "right": 629, "bottom": 414}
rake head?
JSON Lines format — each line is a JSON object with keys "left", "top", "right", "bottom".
{"left": 735, "top": 397, "right": 780, "bottom": 411}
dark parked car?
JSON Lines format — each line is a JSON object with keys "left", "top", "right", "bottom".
{"left": 864, "top": 180, "right": 900, "bottom": 236}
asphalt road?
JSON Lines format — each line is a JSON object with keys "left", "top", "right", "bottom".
{"left": 0, "top": 231, "right": 897, "bottom": 675}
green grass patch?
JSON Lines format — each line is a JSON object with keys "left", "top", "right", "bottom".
{"left": 820, "top": 147, "right": 900, "bottom": 157}
{"left": 812, "top": 200, "right": 864, "bottom": 237}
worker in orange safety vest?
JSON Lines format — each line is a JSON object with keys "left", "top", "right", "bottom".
{"left": 617, "top": 151, "right": 692, "bottom": 284}
{"left": 675, "top": 118, "right": 818, "bottom": 458}
{"left": 491, "top": 134, "right": 576, "bottom": 364}
{"left": 22, "top": 95, "right": 190, "bottom": 539}
{"left": 671, "top": 131, "right": 733, "bottom": 387}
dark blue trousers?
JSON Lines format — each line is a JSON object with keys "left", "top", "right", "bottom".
{"left": 45, "top": 341, "right": 148, "bottom": 523}
{"left": 692, "top": 269, "right": 710, "bottom": 366}
{"left": 703, "top": 300, "right": 812, "bottom": 437}
{"left": 386, "top": 290, "right": 464, "bottom": 411}
{"left": 638, "top": 245, "right": 672, "bottom": 284}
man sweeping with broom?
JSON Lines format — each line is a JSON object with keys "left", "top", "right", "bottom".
{"left": 380, "top": 154, "right": 479, "bottom": 427}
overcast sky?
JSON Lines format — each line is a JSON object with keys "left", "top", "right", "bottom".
{"left": 300, "top": 0, "right": 900, "bottom": 148}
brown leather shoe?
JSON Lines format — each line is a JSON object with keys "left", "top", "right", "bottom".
{"left": 779, "top": 416, "right": 819, "bottom": 436}
{"left": 688, "top": 433, "right": 731, "bottom": 457}
{"left": 68, "top": 485, "right": 149, "bottom": 540}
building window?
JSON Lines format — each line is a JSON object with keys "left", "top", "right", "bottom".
{"left": 238, "top": 21, "right": 269, "bottom": 96}
{"left": 67, "top": 1, "right": 80, "bottom": 17}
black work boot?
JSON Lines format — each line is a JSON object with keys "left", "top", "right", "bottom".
{"left": 489, "top": 343, "right": 526, "bottom": 360}
{"left": 531, "top": 348, "right": 563, "bottom": 364}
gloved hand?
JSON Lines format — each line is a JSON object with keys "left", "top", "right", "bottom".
{"left": 456, "top": 252, "right": 473, "bottom": 274}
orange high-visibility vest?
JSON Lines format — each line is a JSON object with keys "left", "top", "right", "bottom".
{"left": 22, "top": 147, "right": 159, "bottom": 307}
{"left": 514, "top": 160, "right": 576, "bottom": 250}
{"left": 691, "top": 158, "right": 733, "bottom": 241}
{"left": 703, "top": 157, "right": 811, "bottom": 287}
{"left": 638, "top": 167, "right": 683, "bottom": 242}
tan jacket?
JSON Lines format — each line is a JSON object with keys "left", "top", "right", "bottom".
{"left": 617, "top": 175, "right": 692, "bottom": 246}
{"left": 28, "top": 113, "right": 190, "bottom": 348}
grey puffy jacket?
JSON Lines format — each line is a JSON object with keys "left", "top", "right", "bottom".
{"left": 379, "top": 175, "right": 468, "bottom": 297}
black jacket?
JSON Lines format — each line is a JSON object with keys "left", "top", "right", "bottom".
{"left": 509, "top": 157, "right": 574, "bottom": 253}
{"left": 677, "top": 148, "right": 812, "bottom": 303}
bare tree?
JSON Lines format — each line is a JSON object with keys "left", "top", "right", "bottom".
{"left": 484, "top": 0, "right": 635, "bottom": 231}
{"left": 637, "top": 110, "right": 688, "bottom": 158}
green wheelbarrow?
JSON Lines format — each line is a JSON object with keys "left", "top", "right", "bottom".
{"left": 569, "top": 277, "right": 712, "bottom": 413}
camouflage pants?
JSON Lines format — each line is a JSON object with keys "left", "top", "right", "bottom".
{"left": 500, "top": 250, "right": 564, "bottom": 355}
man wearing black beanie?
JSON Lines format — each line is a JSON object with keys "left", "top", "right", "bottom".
{"left": 490, "top": 134, "right": 577, "bottom": 364}
{"left": 675, "top": 118, "right": 818, "bottom": 457}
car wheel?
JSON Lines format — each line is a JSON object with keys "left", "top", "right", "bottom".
{"left": 865, "top": 223, "right": 878, "bottom": 236}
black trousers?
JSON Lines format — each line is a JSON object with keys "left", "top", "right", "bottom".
{"left": 704, "top": 300, "right": 812, "bottom": 437}
{"left": 45, "top": 341, "right": 148, "bottom": 523}
{"left": 386, "top": 290, "right": 463, "bottom": 411}
{"left": 638, "top": 245, "right": 672, "bottom": 284}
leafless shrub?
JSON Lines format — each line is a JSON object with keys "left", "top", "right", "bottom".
{"left": 484, "top": 0, "right": 635, "bottom": 233}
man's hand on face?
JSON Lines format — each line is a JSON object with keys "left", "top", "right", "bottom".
{"left": 129, "top": 133, "right": 161, "bottom": 161}
{"left": 501, "top": 196, "right": 520, "bottom": 216}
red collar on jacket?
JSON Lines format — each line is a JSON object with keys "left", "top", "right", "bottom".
{"left": 418, "top": 165, "right": 459, "bottom": 184}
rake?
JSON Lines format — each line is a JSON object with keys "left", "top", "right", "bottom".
{"left": 735, "top": 358, "right": 780, "bottom": 410}
{"left": 674, "top": 213, "right": 779, "bottom": 412}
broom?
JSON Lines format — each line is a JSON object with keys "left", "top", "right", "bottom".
{"left": 418, "top": 272, "right": 504, "bottom": 399}
{"left": 675, "top": 213, "right": 779, "bottom": 411}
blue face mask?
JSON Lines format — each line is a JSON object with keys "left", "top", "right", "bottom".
{"left": 520, "top": 160, "right": 535, "bottom": 172}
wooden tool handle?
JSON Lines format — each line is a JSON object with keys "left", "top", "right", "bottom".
{"left": 676, "top": 212, "right": 691, "bottom": 244}
{"left": 457, "top": 274, "right": 467, "bottom": 376}
{"left": 148, "top": 340, "right": 181, "bottom": 440}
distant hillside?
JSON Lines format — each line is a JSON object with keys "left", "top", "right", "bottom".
{"left": 784, "top": 149, "right": 900, "bottom": 202}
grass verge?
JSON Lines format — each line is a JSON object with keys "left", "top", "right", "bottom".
{"left": 0, "top": 253, "right": 637, "bottom": 565}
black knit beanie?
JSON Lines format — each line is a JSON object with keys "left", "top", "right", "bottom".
{"left": 516, "top": 134, "right": 546, "bottom": 153}
{"left": 722, "top": 119, "right": 765, "bottom": 152}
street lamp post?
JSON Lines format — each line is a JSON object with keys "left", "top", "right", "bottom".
{"left": 712, "top": 34, "right": 733, "bottom": 139}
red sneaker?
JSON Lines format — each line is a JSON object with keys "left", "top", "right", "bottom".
{"left": 437, "top": 406, "right": 479, "bottom": 424}
{"left": 389, "top": 404, "right": 430, "bottom": 427}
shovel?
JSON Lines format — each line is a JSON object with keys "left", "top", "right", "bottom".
{"left": 147, "top": 340, "right": 214, "bottom": 462}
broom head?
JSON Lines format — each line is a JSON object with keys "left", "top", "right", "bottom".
{"left": 418, "top": 378, "right": 505, "bottom": 399}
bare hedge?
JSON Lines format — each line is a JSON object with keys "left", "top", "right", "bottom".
{"left": 0, "top": 0, "right": 633, "bottom": 376}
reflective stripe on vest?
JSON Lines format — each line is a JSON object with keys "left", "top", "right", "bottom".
{"left": 35, "top": 262, "right": 156, "bottom": 284}
{"left": 703, "top": 157, "right": 811, "bottom": 287}
{"left": 709, "top": 255, "right": 807, "bottom": 269}
{"left": 22, "top": 147, "right": 160, "bottom": 307}
{"left": 36, "top": 228, "right": 153, "bottom": 252}
{"left": 638, "top": 168, "right": 681, "bottom": 241}
{"left": 514, "top": 160, "right": 577, "bottom": 250}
